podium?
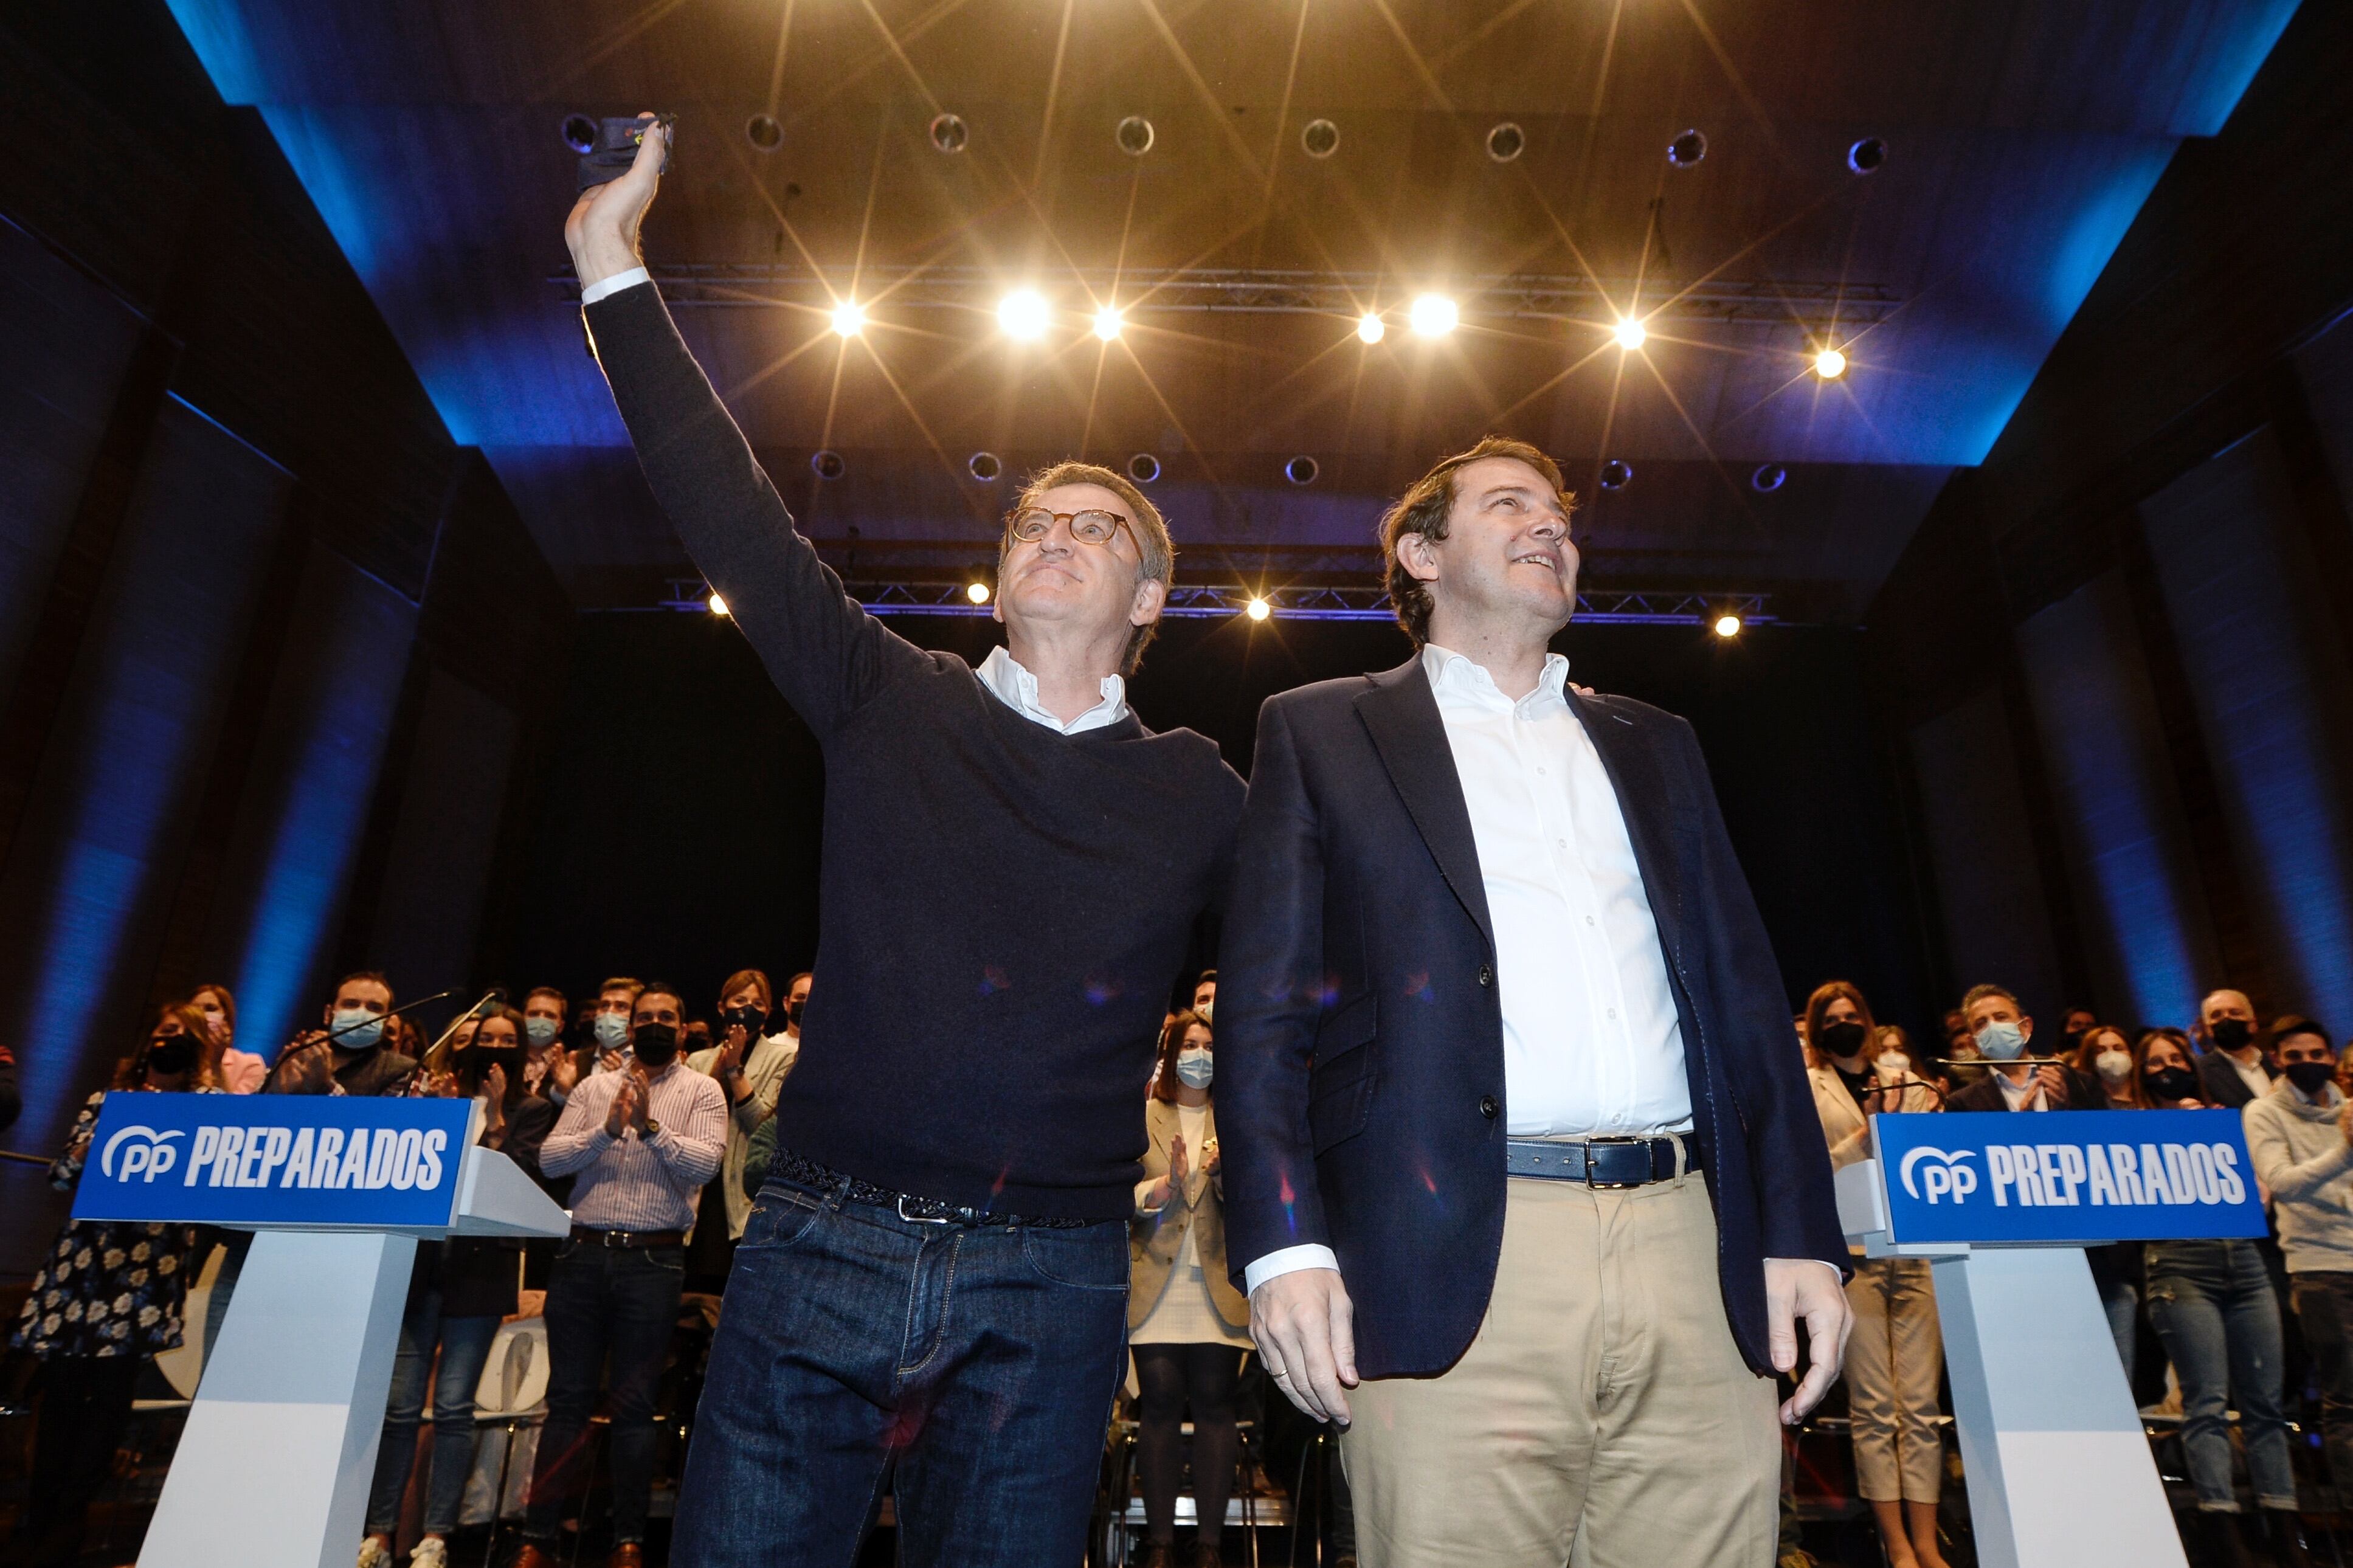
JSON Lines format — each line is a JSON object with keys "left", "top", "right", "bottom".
{"left": 68, "top": 1094, "right": 572, "bottom": 1568}
{"left": 1839, "top": 1109, "right": 2268, "bottom": 1568}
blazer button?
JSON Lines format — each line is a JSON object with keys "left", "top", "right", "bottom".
{"left": 1477, "top": 964, "right": 1493, "bottom": 987}
{"left": 1479, "top": 1096, "right": 1499, "bottom": 1120}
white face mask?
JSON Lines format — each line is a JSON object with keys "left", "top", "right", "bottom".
{"left": 1175, "top": 1048, "right": 1214, "bottom": 1089}
{"left": 1195, "top": 998, "right": 1214, "bottom": 1024}
{"left": 1876, "top": 1051, "right": 1910, "bottom": 1082}
{"left": 2095, "top": 1049, "right": 2133, "bottom": 1084}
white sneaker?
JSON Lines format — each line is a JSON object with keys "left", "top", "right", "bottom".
{"left": 357, "top": 1540, "right": 393, "bottom": 1568}
{"left": 410, "top": 1539, "right": 449, "bottom": 1568}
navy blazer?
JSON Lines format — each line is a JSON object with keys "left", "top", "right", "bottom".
{"left": 1217, "top": 656, "right": 1848, "bottom": 1380}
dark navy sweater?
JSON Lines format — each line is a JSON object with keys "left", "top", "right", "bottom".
{"left": 584, "top": 283, "right": 1245, "bottom": 1220}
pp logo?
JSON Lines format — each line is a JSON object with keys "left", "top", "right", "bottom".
{"left": 100, "top": 1125, "right": 185, "bottom": 1183}
{"left": 1899, "top": 1147, "right": 1979, "bottom": 1206}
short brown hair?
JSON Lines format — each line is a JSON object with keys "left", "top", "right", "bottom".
{"left": 1378, "top": 436, "right": 1574, "bottom": 647}
{"left": 1003, "top": 461, "right": 1176, "bottom": 675}
{"left": 1151, "top": 1009, "right": 1212, "bottom": 1105}
{"left": 1960, "top": 983, "right": 2021, "bottom": 1018}
{"left": 599, "top": 976, "right": 644, "bottom": 1000}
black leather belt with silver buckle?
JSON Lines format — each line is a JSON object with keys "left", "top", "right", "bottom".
{"left": 1505, "top": 1136, "right": 1695, "bottom": 1187}
{"left": 770, "top": 1148, "right": 1093, "bottom": 1228}
{"left": 569, "top": 1225, "right": 686, "bottom": 1248}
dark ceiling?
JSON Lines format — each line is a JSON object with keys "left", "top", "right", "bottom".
{"left": 163, "top": 0, "right": 2297, "bottom": 619}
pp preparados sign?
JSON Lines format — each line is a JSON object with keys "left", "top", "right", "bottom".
{"left": 70, "top": 1093, "right": 476, "bottom": 1230}
{"left": 1870, "top": 1108, "right": 2267, "bottom": 1246}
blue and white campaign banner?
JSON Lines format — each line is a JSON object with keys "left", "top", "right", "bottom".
{"left": 1871, "top": 1109, "right": 2266, "bottom": 1246}
{"left": 71, "top": 1093, "right": 476, "bottom": 1230}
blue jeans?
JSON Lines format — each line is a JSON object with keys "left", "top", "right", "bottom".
{"left": 524, "top": 1239, "right": 685, "bottom": 1547}
{"left": 365, "top": 1291, "right": 502, "bottom": 1536}
{"left": 671, "top": 1173, "right": 1130, "bottom": 1568}
{"left": 2146, "top": 1239, "right": 2296, "bottom": 1511}
{"left": 2100, "top": 1276, "right": 2138, "bottom": 1385}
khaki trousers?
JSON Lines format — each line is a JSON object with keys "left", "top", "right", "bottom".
{"left": 1842, "top": 1255, "right": 1944, "bottom": 1502}
{"left": 1341, "top": 1173, "right": 1779, "bottom": 1568}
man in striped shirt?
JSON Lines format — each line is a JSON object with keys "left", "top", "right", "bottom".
{"left": 520, "top": 982, "right": 726, "bottom": 1568}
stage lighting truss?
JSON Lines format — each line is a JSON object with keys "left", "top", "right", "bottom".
{"left": 657, "top": 580, "right": 1771, "bottom": 627}
{"left": 579, "top": 265, "right": 1900, "bottom": 331}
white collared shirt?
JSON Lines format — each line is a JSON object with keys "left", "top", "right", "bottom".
{"left": 2226, "top": 1049, "right": 2273, "bottom": 1103}
{"left": 976, "top": 644, "right": 1130, "bottom": 734}
{"left": 1245, "top": 643, "right": 1695, "bottom": 1294}
{"left": 1995, "top": 1068, "right": 2051, "bottom": 1111}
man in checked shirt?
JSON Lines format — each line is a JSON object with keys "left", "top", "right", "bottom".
{"left": 520, "top": 981, "right": 727, "bottom": 1568}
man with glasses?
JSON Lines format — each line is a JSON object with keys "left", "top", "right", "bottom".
{"left": 559, "top": 122, "right": 1246, "bottom": 1568}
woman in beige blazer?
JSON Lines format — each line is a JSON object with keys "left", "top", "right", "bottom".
{"left": 1805, "top": 981, "right": 1950, "bottom": 1568}
{"left": 1130, "top": 1010, "right": 1250, "bottom": 1568}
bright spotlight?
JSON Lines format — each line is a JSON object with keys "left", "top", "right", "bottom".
{"left": 1093, "top": 306, "right": 1123, "bottom": 342}
{"left": 1245, "top": 597, "right": 1273, "bottom": 622}
{"left": 830, "top": 300, "right": 865, "bottom": 337}
{"left": 1614, "top": 317, "right": 1647, "bottom": 350}
{"left": 707, "top": 592, "right": 730, "bottom": 616}
{"left": 1408, "top": 294, "right": 1457, "bottom": 337}
{"left": 966, "top": 581, "right": 992, "bottom": 605}
{"left": 1713, "top": 613, "right": 1743, "bottom": 639}
{"left": 998, "top": 289, "right": 1050, "bottom": 340}
{"left": 1814, "top": 347, "right": 1847, "bottom": 379}
{"left": 1356, "top": 312, "right": 1386, "bottom": 345}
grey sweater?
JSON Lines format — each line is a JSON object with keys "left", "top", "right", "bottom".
{"left": 2244, "top": 1079, "right": 2353, "bottom": 1273}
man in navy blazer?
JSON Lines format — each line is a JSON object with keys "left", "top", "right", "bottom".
{"left": 1218, "top": 437, "right": 1851, "bottom": 1567}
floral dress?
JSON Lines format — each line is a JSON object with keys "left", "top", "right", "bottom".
{"left": 11, "top": 1086, "right": 219, "bottom": 1359}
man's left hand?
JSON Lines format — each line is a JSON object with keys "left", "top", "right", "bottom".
{"left": 1766, "top": 1258, "right": 1852, "bottom": 1426}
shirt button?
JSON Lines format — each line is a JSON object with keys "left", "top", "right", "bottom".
{"left": 1557, "top": 838, "right": 1567, "bottom": 849}
{"left": 1607, "top": 1007, "right": 1617, "bottom": 1019}
{"left": 1479, "top": 1096, "right": 1499, "bottom": 1120}
{"left": 1537, "top": 767, "right": 1548, "bottom": 775}
{"left": 1477, "top": 965, "right": 1493, "bottom": 987}
{"left": 1586, "top": 916, "right": 1596, "bottom": 926}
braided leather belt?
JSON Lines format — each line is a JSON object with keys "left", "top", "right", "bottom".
{"left": 770, "top": 1147, "right": 1093, "bottom": 1228}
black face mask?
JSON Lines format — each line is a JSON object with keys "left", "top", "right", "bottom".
{"left": 147, "top": 1034, "right": 198, "bottom": 1076}
{"left": 2210, "top": 1017, "right": 2255, "bottom": 1053}
{"left": 469, "top": 1046, "right": 525, "bottom": 1080}
{"left": 632, "top": 1023, "right": 679, "bottom": 1068}
{"left": 785, "top": 1000, "right": 806, "bottom": 1027}
{"left": 725, "top": 1004, "right": 769, "bottom": 1037}
{"left": 1817, "top": 1020, "right": 1869, "bottom": 1059}
{"left": 2145, "top": 1065, "right": 2200, "bottom": 1102}
{"left": 2285, "top": 1060, "right": 2338, "bottom": 1096}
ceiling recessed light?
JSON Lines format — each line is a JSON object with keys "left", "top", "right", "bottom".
{"left": 1245, "top": 597, "right": 1273, "bottom": 621}
{"left": 830, "top": 301, "right": 865, "bottom": 337}
{"left": 966, "top": 581, "right": 992, "bottom": 605}
{"left": 1301, "top": 119, "right": 1339, "bottom": 159}
{"left": 1598, "top": 459, "right": 1633, "bottom": 491}
{"left": 1356, "top": 312, "right": 1386, "bottom": 344}
{"left": 745, "top": 115, "right": 783, "bottom": 153}
{"left": 1128, "top": 452, "right": 1161, "bottom": 485}
{"left": 1713, "top": 613, "right": 1743, "bottom": 638}
{"left": 1116, "top": 116, "right": 1155, "bottom": 156}
{"left": 1814, "top": 347, "right": 1848, "bottom": 379}
{"left": 930, "top": 113, "right": 969, "bottom": 153}
{"left": 967, "top": 451, "right": 1001, "bottom": 482}
{"left": 1614, "top": 317, "right": 1647, "bottom": 350}
{"left": 1093, "top": 306, "right": 1124, "bottom": 342}
{"left": 1485, "top": 122, "right": 1525, "bottom": 162}
{"left": 1750, "top": 463, "right": 1788, "bottom": 493}
{"left": 1848, "top": 137, "right": 1887, "bottom": 174}
{"left": 1284, "top": 455, "right": 1319, "bottom": 486}
{"left": 1668, "top": 129, "right": 1708, "bottom": 168}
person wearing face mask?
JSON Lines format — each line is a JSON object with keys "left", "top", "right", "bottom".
{"left": 264, "top": 970, "right": 415, "bottom": 1097}
{"left": 2195, "top": 988, "right": 2277, "bottom": 1110}
{"left": 188, "top": 981, "right": 262, "bottom": 1094}
{"left": 2071, "top": 1024, "right": 2141, "bottom": 1110}
{"left": 521, "top": 986, "right": 569, "bottom": 1094}
{"left": 1800, "top": 983, "right": 1947, "bottom": 1568}
{"left": 731, "top": 973, "right": 812, "bottom": 1204}
{"left": 2137, "top": 1028, "right": 2304, "bottom": 1551}
{"left": 1130, "top": 1010, "right": 1251, "bottom": 1568}
{"left": 358, "top": 1006, "right": 556, "bottom": 1568}
{"left": 2242, "top": 1017, "right": 2353, "bottom": 1508}
{"left": 1943, "top": 984, "right": 2107, "bottom": 1113}
{"left": 1190, "top": 970, "right": 1217, "bottom": 1023}
{"left": 522, "top": 983, "right": 726, "bottom": 1568}
{"left": 685, "top": 969, "right": 801, "bottom": 1288}
{"left": 7, "top": 1004, "right": 220, "bottom": 1568}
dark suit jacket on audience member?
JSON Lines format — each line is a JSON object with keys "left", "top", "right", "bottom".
{"left": 1217, "top": 658, "right": 1848, "bottom": 1382}
{"left": 2196, "top": 1049, "right": 2273, "bottom": 1110}
{"left": 1945, "top": 1066, "right": 2109, "bottom": 1113}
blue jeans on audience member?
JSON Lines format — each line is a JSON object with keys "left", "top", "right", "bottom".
{"left": 2101, "top": 1276, "right": 2138, "bottom": 1385}
{"left": 671, "top": 1171, "right": 1130, "bottom": 1568}
{"left": 2146, "top": 1239, "right": 2297, "bottom": 1511}
{"left": 365, "top": 1290, "right": 503, "bottom": 1538}
{"left": 523, "top": 1240, "right": 685, "bottom": 1548}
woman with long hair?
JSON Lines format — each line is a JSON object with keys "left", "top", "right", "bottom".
{"left": 1128, "top": 1009, "right": 1250, "bottom": 1568}
{"left": 357, "top": 1005, "right": 556, "bottom": 1568}
{"left": 2073, "top": 1023, "right": 2140, "bottom": 1109}
{"left": 1800, "top": 981, "right": 1948, "bottom": 1568}
{"left": 7, "top": 1004, "right": 219, "bottom": 1568}
{"left": 188, "top": 981, "right": 264, "bottom": 1093}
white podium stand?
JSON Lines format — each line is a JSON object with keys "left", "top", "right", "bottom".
{"left": 1836, "top": 1158, "right": 2186, "bottom": 1568}
{"left": 137, "top": 1139, "right": 570, "bottom": 1568}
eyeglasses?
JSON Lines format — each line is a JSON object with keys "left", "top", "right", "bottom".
{"left": 1006, "top": 508, "right": 1136, "bottom": 551}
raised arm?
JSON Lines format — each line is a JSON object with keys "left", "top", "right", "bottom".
{"left": 567, "top": 119, "right": 928, "bottom": 738}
